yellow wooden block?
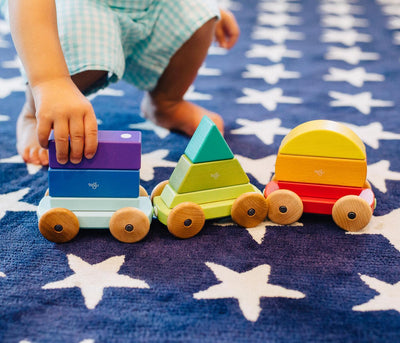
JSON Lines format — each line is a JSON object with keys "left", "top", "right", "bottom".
{"left": 169, "top": 154, "right": 249, "bottom": 193}
{"left": 160, "top": 183, "right": 259, "bottom": 208}
{"left": 153, "top": 195, "right": 235, "bottom": 225}
{"left": 279, "top": 120, "right": 366, "bottom": 160}
{"left": 275, "top": 153, "right": 367, "bottom": 187}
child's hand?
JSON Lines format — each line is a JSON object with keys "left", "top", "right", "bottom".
{"left": 215, "top": 9, "right": 240, "bottom": 49}
{"left": 31, "top": 77, "right": 98, "bottom": 165}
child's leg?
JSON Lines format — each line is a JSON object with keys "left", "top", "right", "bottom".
{"left": 17, "top": 70, "right": 107, "bottom": 165}
{"left": 141, "top": 18, "right": 224, "bottom": 136}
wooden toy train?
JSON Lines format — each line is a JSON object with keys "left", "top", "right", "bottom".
{"left": 37, "top": 118, "right": 375, "bottom": 243}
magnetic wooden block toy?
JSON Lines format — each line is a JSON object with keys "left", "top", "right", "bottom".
{"left": 152, "top": 116, "right": 268, "bottom": 239}
{"left": 37, "top": 130, "right": 152, "bottom": 244}
{"left": 48, "top": 168, "right": 140, "bottom": 198}
{"left": 264, "top": 120, "right": 376, "bottom": 232}
{"left": 169, "top": 154, "right": 250, "bottom": 193}
{"left": 49, "top": 130, "right": 141, "bottom": 169}
{"left": 184, "top": 116, "right": 234, "bottom": 163}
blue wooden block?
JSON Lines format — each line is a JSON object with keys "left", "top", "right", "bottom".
{"left": 48, "top": 168, "right": 140, "bottom": 198}
{"left": 49, "top": 130, "right": 141, "bottom": 170}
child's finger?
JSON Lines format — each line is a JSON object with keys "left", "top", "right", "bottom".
{"left": 83, "top": 110, "right": 98, "bottom": 160}
{"left": 36, "top": 114, "right": 52, "bottom": 149}
{"left": 69, "top": 117, "right": 85, "bottom": 164}
{"left": 53, "top": 121, "right": 69, "bottom": 165}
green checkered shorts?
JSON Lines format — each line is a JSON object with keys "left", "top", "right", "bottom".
{"left": 1, "top": 0, "right": 220, "bottom": 91}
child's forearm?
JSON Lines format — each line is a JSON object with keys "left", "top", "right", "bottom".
{"left": 8, "top": 0, "right": 70, "bottom": 87}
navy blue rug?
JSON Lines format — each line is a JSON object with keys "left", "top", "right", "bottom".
{"left": 1, "top": 0, "right": 400, "bottom": 342}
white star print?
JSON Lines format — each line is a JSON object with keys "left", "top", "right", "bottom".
{"left": 246, "top": 44, "right": 302, "bottom": 62}
{"left": 347, "top": 209, "right": 400, "bottom": 253}
{"left": 0, "top": 76, "right": 25, "bottom": 98}
{"left": 1, "top": 56, "right": 21, "bottom": 69}
{"left": 140, "top": 149, "right": 177, "bottom": 182}
{"left": 321, "top": 15, "right": 369, "bottom": 30}
{"left": 198, "top": 63, "right": 222, "bottom": 76}
{"left": 353, "top": 275, "right": 400, "bottom": 314}
{"left": 257, "top": 13, "right": 302, "bottom": 27}
{"left": 245, "top": 220, "right": 303, "bottom": 244}
{"left": 42, "top": 254, "right": 149, "bottom": 310}
{"left": 208, "top": 45, "right": 228, "bottom": 55}
{"left": 184, "top": 85, "right": 212, "bottom": 101}
{"left": 0, "top": 37, "right": 9, "bottom": 48}
{"left": 194, "top": 262, "right": 305, "bottom": 322}
{"left": 129, "top": 121, "right": 170, "bottom": 139}
{"left": 323, "top": 67, "right": 384, "bottom": 87}
{"left": 341, "top": 122, "right": 400, "bottom": 149}
{"left": 329, "top": 91, "right": 394, "bottom": 114}
{"left": 87, "top": 87, "right": 124, "bottom": 101}
{"left": 325, "top": 46, "right": 380, "bottom": 64}
{"left": 0, "top": 155, "right": 43, "bottom": 175}
{"left": 0, "top": 19, "right": 10, "bottom": 35}
{"left": 235, "top": 154, "right": 276, "bottom": 185}
{"left": 382, "top": 5, "right": 400, "bottom": 16}
{"left": 242, "top": 64, "right": 300, "bottom": 85}
{"left": 231, "top": 118, "right": 291, "bottom": 145}
{"left": 237, "top": 88, "right": 302, "bottom": 111}
{"left": 217, "top": 0, "right": 241, "bottom": 11}
{"left": 367, "top": 160, "right": 400, "bottom": 193}
{"left": 258, "top": 2, "right": 302, "bottom": 13}
{"left": 319, "top": 3, "right": 364, "bottom": 15}
{"left": 393, "top": 31, "right": 400, "bottom": 45}
{"left": 0, "top": 188, "right": 37, "bottom": 220}
{"left": 0, "top": 114, "right": 9, "bottom": 121}
{"left": 387, "top": 16, "right": 400, "bottom": 30}
{"left": 252, "top": 27, "right": 304, "bottom": 44}
{"left": 321, "top": 29, "right": 372, "bottom": 46}
{"left": 0, "top": 272, "right": 5, "bottom": 277}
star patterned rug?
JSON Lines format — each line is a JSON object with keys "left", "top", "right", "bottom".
{"left": 1, "top": 0, "right": 400, "bottom": 342}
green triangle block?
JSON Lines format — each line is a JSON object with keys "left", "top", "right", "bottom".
{"left": 185, "top": 116, "right": 234, "bottom": 163}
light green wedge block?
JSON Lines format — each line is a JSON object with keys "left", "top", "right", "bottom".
{"left": 161, "top": 182, "right": 259, "bottom": 208}
{"left": 169, "top": 154, "right": 249, "bottom": 193}
{"left": 184, "top": 116, "right": 233, "bottom": 163}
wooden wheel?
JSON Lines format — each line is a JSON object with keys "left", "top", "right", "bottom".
{"left": 109, "top": 207, "right": 150, "bottom": 243}
{"left": 139, "top": 185, "right": 148, "bottom": 197}
{"left": 332, "top": 195, "right": 372, "bottom": 232}
{"left": 266, "top": 189, "right": 303, "bottom": 225}
{"left": 151, "top": 180, "right": 169, "bottom": 203}
{"left": 38, "top": 208, "right": 80, "bottom": 243}
{"left": 231, "top": 192, "right": 268, "bottom": 228}
{"left": 167, "top": 202, "right": 205, "bottom": 239}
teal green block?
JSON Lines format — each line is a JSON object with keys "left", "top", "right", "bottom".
{"left": 184, "top": 116, "right": 233, "bottom": 163}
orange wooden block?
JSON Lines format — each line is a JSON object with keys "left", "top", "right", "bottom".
{"left": 275, "top": 153, "right": 367, "bottom": 187}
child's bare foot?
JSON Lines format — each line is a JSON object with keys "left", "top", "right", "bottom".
{"left": 16, "top": 103, "right": 49, "bottom": 166}
{"left": 141, "top": 93, "right": 224, "bottom": 136}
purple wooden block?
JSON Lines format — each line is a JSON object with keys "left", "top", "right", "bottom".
{"left": 49, "top": 130, "right": 141, "bottom": 170}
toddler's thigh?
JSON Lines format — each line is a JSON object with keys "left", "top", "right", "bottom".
{"left": 55, "top": 0, "right": 126, "bottom": 81}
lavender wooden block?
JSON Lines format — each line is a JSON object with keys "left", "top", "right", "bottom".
{"left": 49, "top": 130, "right": 141, "bottom": 170}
